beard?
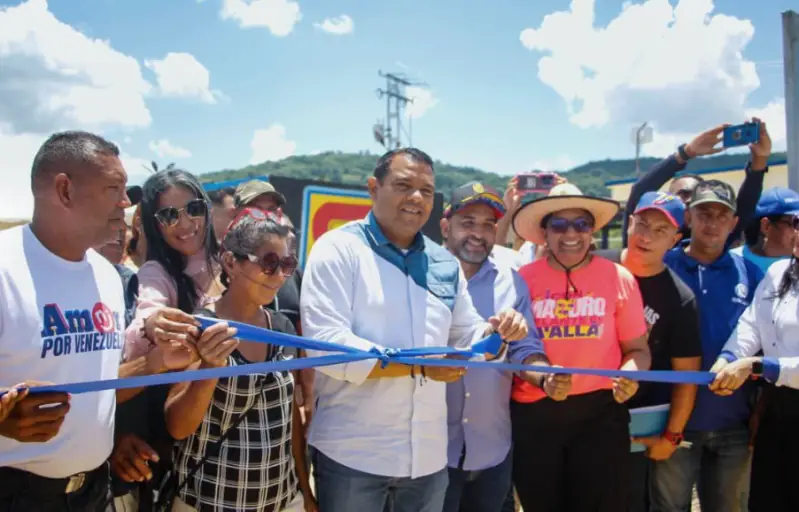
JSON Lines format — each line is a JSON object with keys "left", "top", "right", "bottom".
{"left": 455, "top": 237, "right": 490, "bottom": 265}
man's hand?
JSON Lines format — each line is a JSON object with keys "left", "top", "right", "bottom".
{"left": 0, "top": 385, "right": 28, "bottom": 424}
{"left": 710, "top": 357, "right": 754, "bottom": 396}
{"left": 419, "top": 355, "right": 467, "bottom": 383}
{"left": 0, "top": 385, "right": 70, "bottom": 442}
{"left": 631, "top": 435, "right": 679, "bottom": 461}
{"left": 486, "top": 309, "right": 528, "bottom": 342}
{"left": 612, "top": 377, "right": 638, "bottom": 403}
{"left": 111, "top": 433, "right": 160, "bottom": 483}
{"left": 144, "top": 307, "right": 201, "bottom": 347}
{"left": 748, "top": 117, "right": 772, "bottom": 170}
{"left": 145, "top": 341, "right": 200, "bottom": 374}
{"left": 503, "top": 178, "right": 521, "bottom": 214}
{"left": 683, "top": 124, "right": 730, "bottom": 160}
{"left": 542, "top": 370, "right": 572, "bottom": 401}
{"left": 196, "top": 322, "right": 239, "bottom": 368}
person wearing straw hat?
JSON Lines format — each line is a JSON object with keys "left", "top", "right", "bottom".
{"left": 508, "top": 182, "right": 651, "bottom": 512}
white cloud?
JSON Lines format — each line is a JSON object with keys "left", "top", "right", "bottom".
{"left": 148, "top": 139, "right": 193, "bottom": 159}
{"left": 219, "top": 0, "right": 301, "bottom": 37}
{"left": 531, "top": 155, "right": 576, "bottom": 172}
{"left": 0, "top": 0, "right": 156, "bottom": 221}
{"left": 314, "top": 15, "right": 353, "bottom": 35}
{"left": 0, "top": 128, "right": 44, "bottom": 220}
{"left": 0, "top": 0, "right": 152, "bottom": 133}
{"left": 250, "top": 123, "right": 296, "bottom": 164}
{"left": 406, "top": 86, "right": 439, "bottom": 119}
{"left": 520, "top": 0, "right": 785, "bottom": 144}
{"left": 746, "top": 98, "right": 787, "bottom": 151}
{"left": 145, "top": 52, "right": 221, "bottom": 104}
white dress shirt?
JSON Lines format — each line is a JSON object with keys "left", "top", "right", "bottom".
{"left": 722, "top": 258, "right": 799, "bottom": 389}
{"left": 300, "top": 213, "right": 489, "bottom": 479}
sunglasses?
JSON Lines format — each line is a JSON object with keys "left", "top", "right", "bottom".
{"left": 547, "top": 217, "right": 594, "bottom": 234}
{"left": 239, "top": 251, "right": 298, "bottom": 277}
{"left": 155, "top": 199, "right": 208, "bottom": 228}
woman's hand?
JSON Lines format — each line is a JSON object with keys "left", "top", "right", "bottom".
{"left": 195, "top": 322, "right": 239, "bottom": 368}
{"left": 144, "top": 307, "right": 200, "bottom": 347}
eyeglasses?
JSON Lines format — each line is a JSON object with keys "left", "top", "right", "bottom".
{"left": 155, "top": 199, "right": 208, "bottom": 228}
{"left": 547, "top": 217, "right": 594, "bottom": 234}
{"left": 239, "top": 251, "right": 298, "bottom": 277}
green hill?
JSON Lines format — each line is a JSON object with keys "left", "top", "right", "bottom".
{"left": 199, "top": 150, "right": 788, "bottom": 200}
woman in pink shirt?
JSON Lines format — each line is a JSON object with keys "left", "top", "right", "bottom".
{"left": 114, "top": 169, "right": 225, "bottom": 509}
{"left": 509, "top": 183, "right": 651, "bottom": 512}
{"left": 125, "top": 169, "right": 225, "bottom": 361}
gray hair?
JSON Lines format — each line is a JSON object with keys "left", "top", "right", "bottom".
{"left": 31, "top": 131, "right": 120, "bottom": 189}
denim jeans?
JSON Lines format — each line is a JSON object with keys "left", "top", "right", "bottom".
{"left": 650, "top": 427, "right": 751, "bottom": 512}
{"left": 311, "top": 447, "right": 448, "bottom": 512}
{"left": 443, "top": 450, "right": 512, "bottom": 512}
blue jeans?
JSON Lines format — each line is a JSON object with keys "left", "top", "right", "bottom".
{"left": 443, "top": 450, "right": 512, "bottom": 512}
{"left": 311, "top": 448, "right": 448, "bottom": 512}
{"left": 650, "top": 427, "right": 751, "bottom": 512}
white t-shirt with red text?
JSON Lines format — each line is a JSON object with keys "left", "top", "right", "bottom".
{"left": 0, "top": 225, "right": 124, "bottom": 478}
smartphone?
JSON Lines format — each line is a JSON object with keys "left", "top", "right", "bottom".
{"left": 516, "top": 172, "right": 559, "bottom": 192}
{"left": 723, "top": 122, "right": 760, "bottom": 148}
{"left": 516, "top": 174, "right": 539, "bottom": 191}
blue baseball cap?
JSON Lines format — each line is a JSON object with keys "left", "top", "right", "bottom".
{"left": 755, "top": 187, "right": 799, "bottom": 218}
{"left": 634, "top": 191, "right": 686, "bottom": 229}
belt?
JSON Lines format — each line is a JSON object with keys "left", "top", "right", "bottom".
{"left": 0, "top": 463, "right": 106, "bottom": 495}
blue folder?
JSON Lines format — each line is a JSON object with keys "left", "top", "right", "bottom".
{"left": 629, "top": 404, "right": 670, "bottom": 453}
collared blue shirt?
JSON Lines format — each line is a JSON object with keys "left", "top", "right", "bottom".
{"left": 664, "top": 246, "right": 764, "bottom": 432}
{"left": 300, "top": 212, "right": 490, "bottom": 479}
{"left": 446, "top": 247, "right": 544, "bottom": 471}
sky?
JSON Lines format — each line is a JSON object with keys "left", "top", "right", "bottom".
{"left": 0, "top": 0, "right": 794, "bottom": 219}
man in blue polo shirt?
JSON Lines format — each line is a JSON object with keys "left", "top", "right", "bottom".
{"left": 300, "top": 148, "right": 529, "bottom": 512}
{"left": 656, "top": 179, "right": 764, "bottom": 511}
{"left": 439, "top": 183, "right": 563, "bottom": 512}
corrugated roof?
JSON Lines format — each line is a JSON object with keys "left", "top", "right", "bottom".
{"left": 604, "top": 159, "right": 788, "bottom": 187}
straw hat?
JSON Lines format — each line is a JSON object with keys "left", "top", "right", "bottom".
{"left": 512, "top": 183, "right": 620, "bottom": 245}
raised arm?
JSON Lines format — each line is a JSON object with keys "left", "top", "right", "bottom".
{"left": 622, "top": 125, "right": 729, "bottom": 247}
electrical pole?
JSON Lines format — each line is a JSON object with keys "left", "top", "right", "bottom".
{"left": 374, "top": 71, "right": 423, "bottom": 149}
{"left": 783, "top": 11, "right": 799, "bottom": 191}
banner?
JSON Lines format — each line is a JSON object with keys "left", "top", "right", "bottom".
{"left": 298, "top": 185, "right": 372, "bottom": 267}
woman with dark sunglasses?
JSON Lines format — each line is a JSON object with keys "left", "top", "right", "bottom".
{"left": 113, "top": 169, "right": 224, "bottom": 510}
{"left": 164, "top": 209, "right": 315, "bottom": 512}
{"left": 507, "top": 183, "right": 651, "bottom": 512}
{"left": 124, "top": 169, "right": 224, "bottom": 361}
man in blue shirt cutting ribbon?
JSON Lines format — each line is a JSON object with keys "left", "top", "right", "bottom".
{"left": 299, "top": 148, "right": 529, "bottom": 512}
{"left": 439, "top": 182, "right": 559, "bottom": 512}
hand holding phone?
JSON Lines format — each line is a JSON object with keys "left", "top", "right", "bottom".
{"left": 723, "top": 122, "right": 760, "bottom": 148}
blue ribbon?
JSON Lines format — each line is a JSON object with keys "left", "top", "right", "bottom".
{"left": 10, "top": 316, "right": 714, "bottom": 396}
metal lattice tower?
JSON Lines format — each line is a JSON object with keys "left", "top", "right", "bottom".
{"left": 373, "top": 70, "right": 425, "bottom": 149}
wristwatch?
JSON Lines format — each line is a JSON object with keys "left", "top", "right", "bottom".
{"left": 752, "top": 360, "right": 764, "bottom": 379}
{"left": 677, "top": 144, "right": 691, "bottom": 162}
{"left": 663, "top": 431, "right": 684, "bottom": 446}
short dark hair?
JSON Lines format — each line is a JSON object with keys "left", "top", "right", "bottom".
{"left": 208, "top": 187, "right": 235, "bottom": 206}
{"left": 31, "top": 131, "right": 120, "bottom": 189}
{"left": 373, "top": 147, "right": 434, "bottom": 182}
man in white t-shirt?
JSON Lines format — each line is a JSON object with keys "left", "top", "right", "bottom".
{"left": 0, "top": 131, "right": 202, "bottom": 511}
